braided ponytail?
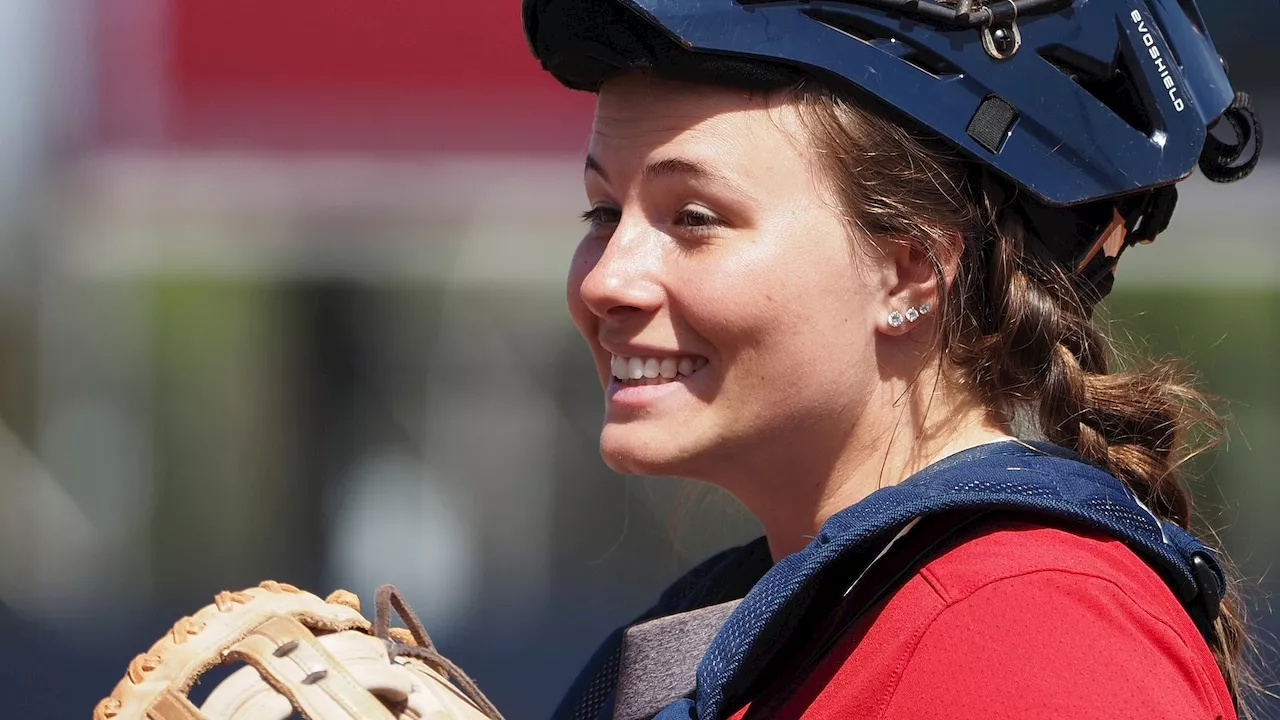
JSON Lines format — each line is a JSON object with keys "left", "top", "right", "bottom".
{"left": 793, "top": 84, "right": 1253, "bottom": 714}
{"left": 948, "top": 205, "right": 1251, "bottom": 710}
{"left": 952, "top": 204, "right": 1206, "bottom": 526}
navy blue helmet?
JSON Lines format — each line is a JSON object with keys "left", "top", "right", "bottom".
{"left": 523, "top": 0, "right": 1261, "bottom": 287}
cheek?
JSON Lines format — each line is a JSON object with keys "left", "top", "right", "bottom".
{"left": 695, "top": 246, "right": 875, "bottom": 389}
{"left": 709, "top": 248, "right": 867, "bottom": 335}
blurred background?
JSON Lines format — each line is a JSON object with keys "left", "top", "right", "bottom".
{"left": 0, "top": 1, "right": 1275, "bottom": 717}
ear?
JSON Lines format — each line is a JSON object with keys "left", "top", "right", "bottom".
{"left": 876, "top": 232, "right": 960, "bottom": 334}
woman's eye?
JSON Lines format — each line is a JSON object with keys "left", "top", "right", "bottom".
{"left": 580, "top": 206, "right": 621, "bottom": 227}
{"left": 675, "top": 208, "right": 721, "bottom": 229}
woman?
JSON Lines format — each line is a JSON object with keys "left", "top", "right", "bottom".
{"left": 524, "top": 0, "right": 1263, "bottom": 718}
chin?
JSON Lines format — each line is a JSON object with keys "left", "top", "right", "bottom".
{"left": 598, "top": 423, "right": 698, "bottom": 478}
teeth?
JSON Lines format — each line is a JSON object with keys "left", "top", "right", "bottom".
{"left": 643, "top": 358, "right": 660, "bottom": 378}
{"left": 610, "top": 354, "right": 706, "bottom": 381}
{"left": 659, "top": 357, "right": 677, "bottom": 379}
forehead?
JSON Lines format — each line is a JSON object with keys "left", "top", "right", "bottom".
{"left": 590, "top": 75, "right": 814, "bottom": 179}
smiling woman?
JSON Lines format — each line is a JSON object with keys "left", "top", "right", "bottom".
{"left": 524, "top": 0, "right": 1264, "bottom": 719}
{"left": 571, "top": 76, "right": 1006, "bottom": 552}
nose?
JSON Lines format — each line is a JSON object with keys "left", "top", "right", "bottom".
{"left": 576, "top": 222, "right": 665, "bottom": 321}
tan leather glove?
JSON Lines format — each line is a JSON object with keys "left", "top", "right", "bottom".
{"left": 94, "top": 580, "right": 504, "bottom": 720}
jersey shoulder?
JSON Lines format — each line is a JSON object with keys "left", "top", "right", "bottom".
{"left": 920, "top": 518, "right": 1184, "bottom": 604}
{"left": 762, "top": 519, "right": 1235, "bottom": 720}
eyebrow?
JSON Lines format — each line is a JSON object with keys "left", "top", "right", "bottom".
{"left": 585, "top": 153, "right": 748, "bottom": 196}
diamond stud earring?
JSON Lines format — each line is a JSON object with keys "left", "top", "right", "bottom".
{"left": 888, "top": 310, "right": 905, "bottom": 328}
{"left": 919, "top": 303, "right": 931, "bottom": 315}
{"left": 905, "top": 307, "right": 920, "bottom": 323}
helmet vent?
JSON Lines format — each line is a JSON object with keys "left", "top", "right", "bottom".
{"left": 899, "top": 49, "right": 963, "bottom": 79}
{"left": 803, "top": 7, "right": 897, "bottom": 43}
{"left": 1176, "top": 0, "right": 1208, "bottom": 38}
{"left": 1039, "top": 44, "right": 1155, "bottom": 137}
{"left": 803, "top": 8, "right": 961, "bottom": 78}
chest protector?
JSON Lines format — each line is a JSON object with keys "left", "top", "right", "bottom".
{"left": 553, "top": 441, "right": 1226, "bottom": 720}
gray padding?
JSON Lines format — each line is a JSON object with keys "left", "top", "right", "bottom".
{"left": 612, "top": 600, "right": 741, "bottom": 720}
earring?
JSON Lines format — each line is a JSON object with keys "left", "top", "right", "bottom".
{"left": 891, "top": 304, "right": 931, "bottom": 328}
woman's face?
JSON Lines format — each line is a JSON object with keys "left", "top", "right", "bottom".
{"left": 569, "top": 75, "right": 892, "bottom": 483}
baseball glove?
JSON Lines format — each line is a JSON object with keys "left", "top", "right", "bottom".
{"left": 94, "top": 580, "right": 505, "bottom": 720}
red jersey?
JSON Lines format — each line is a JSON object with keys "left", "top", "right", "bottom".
{"left": 728, "top": 521, "right": 1234, "bottom": 720}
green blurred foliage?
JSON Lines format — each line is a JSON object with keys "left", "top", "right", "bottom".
{"left": 149, "top": 282, "right": 296, "bottom": 590}
{"left": 1106, "top": 288, "right": 1280, "bottom": 586}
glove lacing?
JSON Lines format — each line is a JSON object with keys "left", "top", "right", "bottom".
{"left": 373, "top": 585, "right": 506, "bottom": 720}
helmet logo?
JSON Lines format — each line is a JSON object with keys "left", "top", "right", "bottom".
{"left": 1130, "top": 10, "right": 1186, "bottom": 113}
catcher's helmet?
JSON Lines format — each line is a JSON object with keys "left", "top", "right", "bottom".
{"left": 523, "top": 0, "right": 1260, "bottom": 209}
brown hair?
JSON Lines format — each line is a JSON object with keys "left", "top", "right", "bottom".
{"left": 789, "top": 81, "right": 1252, "bottom": 714}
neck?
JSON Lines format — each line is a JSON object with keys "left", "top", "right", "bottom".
{"left": 714, "top": 384, "right": 1012, "bottom": 562}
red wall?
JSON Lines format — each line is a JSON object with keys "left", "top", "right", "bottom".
{"left": 97, "top": 0, "right": 594, "bottom": 152}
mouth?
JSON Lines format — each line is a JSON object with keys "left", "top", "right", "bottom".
{"left": 609, "top": 353, "right": 708, "bottom": 386}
